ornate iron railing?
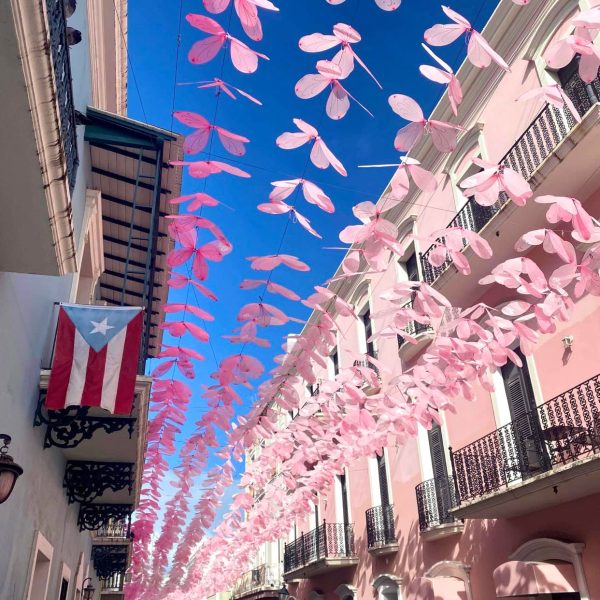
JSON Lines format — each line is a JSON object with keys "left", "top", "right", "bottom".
{"left": 397, "top": 300, "right": 432, "bottom": 347}
{"left": 94, "top": 517, "right": 132, "bottom": 540}
{"left": 283, "top": 522, "right": 356, "bottom": 574}
{"left": 46, "top": 0, "right": 79, "bottom": 191}
{"left": 353, "top": 358, "right": 380, "bottom": 377}
{"left": 100, "top": 572, "right": 126, "bottom": 592}
{"left": 365, "top": 504, "right": 396, "bottom": 549}
{"left": 451, "top": 374, "right": 600, "bottom": 503}
{"left": 232, "top": 565, "right": 278, "bottom": 598}
{"left": 415, "top": 476, "right": 458, "bottom": 531}
{"left": 420, "top": 68, "right": 599, "bottom": 286}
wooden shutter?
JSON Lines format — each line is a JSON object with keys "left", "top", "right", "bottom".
{"left": 406, "top": 253, "right": 419, "bottom": 281}
{"left": 362, "top": 309, "right": 375, "bottom": 358}
{"left": 428, "top": 423, "right": 448, "bottom": 482}
{"left": 377, "top": 452, "right": 390, "bottom": 506}
{"left": 501, "top": 347, "right": 536, "bottom": 422}
{"left": 331, "top": 349, "right": 339, "bottom": 376}
{"left": 339, "top": 474, "right": 349, "bottom": 524}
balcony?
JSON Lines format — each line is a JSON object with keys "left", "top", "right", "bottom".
{"left": 353, "top": 359, "right": 381, "bottom": 394}
{"left": 415, "top": 477, "right": 462, "bottom": 541}
{"left": 92, "top": 517, "right": 133, "bottom": 545}
{"left": 450, "top": 373, "right": 600, "bottom": 518}
{"left": 0, "top": 0, "right": 80, "bottom": 274}
{"left": 397, "top": 300, "right": 434, "bottom": 360}
{"left": 365, "top": 504, "right": 398, "bottom": 556}
{"left": 100, "top": 572, "right": 127, "bottom": 595}
{"left": 420, "top": 68, "right": 600, "bottom": 291}
{"left": 231, "top": 565, "right": 279, "bottom": 599}
{"left": 283, "top": 522, "right": 358, "bottom": 580}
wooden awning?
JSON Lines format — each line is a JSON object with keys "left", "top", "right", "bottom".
{"left": 84, "top": 107, "right": 183, "bottom": 362}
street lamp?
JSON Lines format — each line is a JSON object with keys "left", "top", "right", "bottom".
{"left": 82, "top": 577, "right": 95, "bottom": 600}
{"left": 278, "top": 584, "right": 290, "bottom": 600}
{"left": 0, "top": 435, "right": 23, "bottom": 504}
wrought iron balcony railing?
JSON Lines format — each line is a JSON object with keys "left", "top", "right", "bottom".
{"left": 415, "top": 476, "right": 458, "bottom": 531}
{"left": 283, "top": 521, "right": 356, "bottom": 574}
{"left": 100, "top": 572, "right": 126, "bottom": 593}
{"left": 353, "top": 357, "right": 380, "bottom": 377}
{"left": 232, "top": 565, "right": 278, "bottom": 598}
{"left": 93, "top": 517, "right": 132, "bottom": 541}
{"left": 397, "top": 300, "right": 433, "bottom": 347}
{"left": 420, "top": 68, "right": 599, "bottom": 286}
{"left": 46, "top": 0, "right": 79, "bottom": 191}
{"left": 366, "top": 504, "right": 396, "bottom": 549}
{"left": 451, "top": 373, "right": 600, "bottom": 504}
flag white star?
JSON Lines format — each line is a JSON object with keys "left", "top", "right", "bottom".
{"left": 90, "top": 318, "right": 114, "bottom": 336}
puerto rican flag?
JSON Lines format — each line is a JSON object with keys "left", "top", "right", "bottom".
{"left": 45, "top": 305, "right": 143, "bottom": 415}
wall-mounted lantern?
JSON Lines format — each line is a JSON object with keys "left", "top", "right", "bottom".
{"left": 0, "top": 434, "right": 23, "bottom": 504}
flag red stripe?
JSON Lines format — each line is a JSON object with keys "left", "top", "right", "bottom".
{"left": 45, "top": 308, "right": 76, "bottom": 410}
{"left": 114, "top": 311, "right": 143, "bottom": 415}
{"left": 81, "top": 344, "right": 108, "bottom": 407}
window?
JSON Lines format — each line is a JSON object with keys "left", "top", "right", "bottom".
{"left": 376, "top": 452, "right": 390, "bottom": 506}
{"left": 59, "top": 579, "right": 69, "bottom": 600}
{"left": 361, "top": 309, "right": 376, "bottom": 359}
{"left": 27, "top": 532, "right": 53, "bottom": 600}
{"left": 330, "top": 349, "right": 339, "bottom": 377}
{"left": 373, "top": 575, "right": 403, "bottom": 600}
{"left": 339, "top": 473, "right": 350, "bottom": 525}
{"left": 556, "top": 56, "right": 599, "bottom": 119}
{"left": 405, "top": 252, "right": 419, "bottom": 282}
{"left": 501, "top": 347, "right": 548, "bottom": 474}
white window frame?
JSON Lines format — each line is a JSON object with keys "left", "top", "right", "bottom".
{"left": 372, "top": 574, "right": 405, "bottom": 600}
{"left": 26, "top": 531, "right": 54, "bottom": 600}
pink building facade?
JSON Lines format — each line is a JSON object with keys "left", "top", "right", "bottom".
{"left": 272, "top": 1, "right": 600, "bottom": 599}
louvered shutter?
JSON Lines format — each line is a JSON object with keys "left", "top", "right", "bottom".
{"left": 501, "top": 347, "right": 536, "bottom": 422}
{"left": 362, "top": 309, "right": 376, "bottom": 358}
{"left": 377, "top": 453, "right": 390, "bottom": 506}
{"left": 501, "top": 348, "right": 547, "bottom": 474}
{"left": 428, "top": 423, "right": 453, "bottom": 522}
{"left": 406, "top": 253, "right": 419, "bottom": 281}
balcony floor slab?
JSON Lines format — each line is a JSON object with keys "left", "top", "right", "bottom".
{"left": 451, "top": 452, "right": 600, "bottom": 519}
{"left": 368, "top": 542, "right": 399, "bottom": 556}
{"left": 283, "top": 557, "right": 358, "bottom": 581}
{"left": 420, "top": 522, "right": 464, "bottom": 542}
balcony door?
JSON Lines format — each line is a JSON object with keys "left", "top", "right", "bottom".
{"left": 501, "top": 348, "right": 548, "bottom": 478}
{"left": 557, "top": 56, "right": 599, "bottom": 120}
{"left": 428, "top": 424, "right": 453, "bottom": 524}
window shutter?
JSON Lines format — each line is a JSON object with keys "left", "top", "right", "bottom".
{"left": 362, "top": 309, "right": 376, "bottom": 358}
{"left": 406, "top": 253, "right": 419, "bottom": 281}
{"left": 377, "top": 453, "right": 390, "bottom": 506}
{"left": 428, "top": 423, "right": 448, "bottom": 482}
{"left": 501, "top": 347, "right": 536, "bottom": 422}
{"left": 339, "top": 474, "right": 349, "bottom": 524}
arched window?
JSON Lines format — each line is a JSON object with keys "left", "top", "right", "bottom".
{"left": 335, "top": 584, "right": 357, "bottom": 600}
{"left": 372, "top": 574, "right": 404, "bottom": 600}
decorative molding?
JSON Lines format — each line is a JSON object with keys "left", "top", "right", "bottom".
{"left": 425, "top": 561, "right": 473, "bottom": 600}
{"left": 334, "top": 584, "right": 357, "bottom": 600}
{"left": 87, "top": 0, "right": 128, "bottom": 115}
{"left": 77, "top": 503, "right": 133, "bottom": 532}
{"left": 510, "top": 538, "right": 590, "bottom": 600}
{"left": 9, "top": 0, "right": 77, "bottom": 274}
{"left": 63, "top": 460, "right": 134, "bottom": 504}
{"left": 34, "top": 392, "right": 136, "bottom": 450}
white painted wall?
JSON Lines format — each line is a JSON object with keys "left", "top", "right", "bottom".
{"left": 0, "top": 1, "right": 99, "bottom": 597}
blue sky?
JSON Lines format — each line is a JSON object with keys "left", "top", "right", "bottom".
{"left": 128, "top": 0, "right": 497, "bottom": 475}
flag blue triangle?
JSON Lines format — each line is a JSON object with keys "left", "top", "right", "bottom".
{"left": 62, "top": 305, "right": 142, "bottom": 352}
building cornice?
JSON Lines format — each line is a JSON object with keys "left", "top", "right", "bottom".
{"left": 11, "top": 0, "right": 77, "bottom": 275}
